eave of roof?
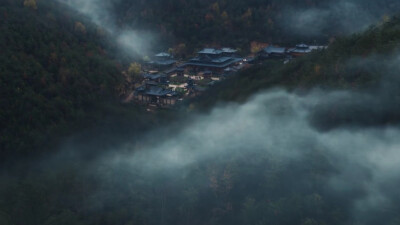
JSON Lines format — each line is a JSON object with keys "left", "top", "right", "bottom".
{"left": 182, "top": 58, "right": 242, "bottom": 68}
{"left": 221, "top": 48, "right": 237, "bottom": 53}
{"left": 155, "top": 52, "right": 171, "bottom": 57}
{"left": 264, "top": 46, "right": 286, "bottom": 54}
{"left": 198, "top": 48, "right": 222, "bottom": 55}
{"left": 149, "top": 60, "right": 177, "bottom": 65}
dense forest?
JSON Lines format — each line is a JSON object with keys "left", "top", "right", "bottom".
{"left": 0, "top": 2, "right": 176, "bottom": 222}
{"left": 193, "top": 15, "right": 400, "bottom": 107}
{"left": 0, "top": 0, "right": 168, "bottom": 159}
{"left": 109, "top": 0, "right": 400, "bottom": 52}
{"left": 1, "top": 1, "right": 400, "bottom": 225}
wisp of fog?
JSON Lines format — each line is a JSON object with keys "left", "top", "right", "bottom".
{"left": 59, "top": 0, "right": 155, "bottom": 56}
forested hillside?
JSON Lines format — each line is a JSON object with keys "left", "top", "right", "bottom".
{"left": 0, "top": 1, "right": 155, "bottom": 159}
{"left": 193, "top": 15, "right": 400, "bottom": 108}
{"left": 2, "top": 0, "right": 399, "bottom": 159}
{"left": 110, "top": 0, "right": 400, "bottom": 52}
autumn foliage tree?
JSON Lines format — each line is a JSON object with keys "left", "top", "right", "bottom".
{"left": 23, "top": 0, "right": 37, "bottom": 10}
{"left": 74, "top": 21, "right": 87, "bottom": 34}
{"left": 127, "top": 62, "right": 142, "bottom": 82}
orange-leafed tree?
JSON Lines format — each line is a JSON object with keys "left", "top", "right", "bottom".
{"left": 23, "top": 0, "right": 37, "bottom": 10}
{"left": 127, "top": 62, "right": 142, "bottom": 82}
{"left": 74, "top": 22, "right": 87, "bottom": 34}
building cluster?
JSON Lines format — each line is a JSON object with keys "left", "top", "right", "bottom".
{"left": 181, "top": 48, "right": 243, "bottom": 74}
{"left": 130, "top": 43, "right": 326, "bottom": 108}
{"left": 258, "top": 44, "right": 327, "bottom": 60}
{"left": 132, "top": 47, "right": 245, "bottom": 108}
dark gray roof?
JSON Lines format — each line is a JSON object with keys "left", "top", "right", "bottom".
{"left": 182, "top": 57, "right": 242, "bottom": 68}
{"left": 164, "top": 67, "right": 184, "bottom": 74}
{"left": 309, "top": 45, "right": 328, "bottom": 50}
{"left": 264, "top": 46, "right": 286, "bottom": 54}
{"left": 149, "top": 59, "right": 177, "bottom": 66}
{"left": 136, "top": 85, "right": 146, "bottom": 92}
{"left": 211, "top": 57, "right": 233, "bottom": 63}
{"left": 136, "top": 85, "right": 177, "bottom": 97}
{"left": 224, "top": 67, "right": 237, "bottom": 72}
{"left": 142, "top": 73, "right": 165, "bottom": 80}
{"left": 288, "top": 48, "right": 311, "bottom": 54}
{"left": 287, "top": 44, "right": 312, "bottom": 54}
{"left": 296, "top": 44, "right": 309, "bottom": 49}
{"left": 198, "top": 48, "right": 222, "bottom": 55}
{"left": 145, "top": 81, "right": 160, "bottom": 86}
{"left": 155, "top": 52, "right": 171, "bottom": 57}
{"left": 221, "top": 48, "right": 237, "bottom": 53}
{"left": 146, "top": 86, "right": 173, "bottom": 96}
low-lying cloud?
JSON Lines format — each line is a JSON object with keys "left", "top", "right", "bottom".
{"left": 81, "top": 52, "right": 400, "bottom": 224}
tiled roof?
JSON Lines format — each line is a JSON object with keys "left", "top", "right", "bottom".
{"left": 155, "top": 52, "right": 171, "bottom": 57}
{"left": 296, "top": 43, "right": 309, "bottom": 48}
{"left": 221, "top": 48, "right": 237, "bottom": 53}
{"left": 198, "top": 48, "right": 222, "bottom": 55}
{"left": 211, "top": 57, "right": 233, "bottom": 63}
{"left": 182, "top": 57, "right": 242, "bottom": 68}
{"left": 142, "top": 73, "right": 164, "bottom": 80}
{"left": 136, "top": 85, "right": 177, "bottom": 97}
{"left": 149, "top": 59, "right": 177, "bottom": 65}
{"left": 288, "top": 48, "right": 311, "bottom": 53}
{"left": 264, "top": 46, "right": 286, "bottom": 54}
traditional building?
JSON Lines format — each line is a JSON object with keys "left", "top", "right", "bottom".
{"left": 309, "top": 45, "right": 328, "bottom": 51}
{"left": 197, "top": 48, "right": 223, "bottom": 57}
{"left": 134, "top": 81, "right": 178, "bottom": 106}
{"left": 148, "top": 52, "right": 177, "bottom": 69}
{"left": 222, "top": 67, "right": 237, "bottom": 77}
{"left": 287, "top": 44, "right": 312, "bottom": 57}
{"left": 221, "top": 48, "right": 238, "bottom": 57}
{"left": 176, "top": 68, "right": 185, "bottom": 77}
{"left": 258, "top": 46, "right": 287, "bottom": 59}
{"left": 142, "top": 73, "right": 168, "bottom": 84}
{"left": 243, "top": 56, "right": 256, "bottom": 64}
{"left": 155, "top": 52, "right": 172, "bottom": 58}
{"left": 181, "top": 48, "right": 242, "bottom": 74}
{"left": 164, "top": 67, "right": 185, "bottom": 77}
